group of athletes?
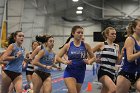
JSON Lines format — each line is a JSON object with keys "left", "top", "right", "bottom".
{"left": 0, "top": 18, "right": 140, "bottom": 93}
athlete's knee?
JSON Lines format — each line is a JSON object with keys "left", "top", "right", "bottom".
{"left": 136, "top": 83, "right": 140, "bottom": 92}
{"left": 43, "top": 87, "right": 52, "bottom": 93}
{"left": 136, "top": 87, "right": 140, "bottom": 92}
{"left": 33, "top": 88, "right": 39, "bottom": 93}
{"left": 76, "top": 88, "right": 81, "bottom": 93}
{"left": 44, "top": 90, "right": 52, "bottom": 93}
{"left": 109, "top": 87, "right": 116, "bottom": 93}
{"left": 33, "top": 90, "right": 39, "bottom": 93}
{"left": 68, "top": 91, "right": 77, "bottom": 93}
{"left": 15, "top": 88, "right": 22, "bottom": 93}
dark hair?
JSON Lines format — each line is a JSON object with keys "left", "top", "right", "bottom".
{"left": 59, "top": 25, "right": 83, "bottom": 49}
{"left": 32, "top": 41, "right": 40, "bottom": 46}
{"left": 31, "top": 41, "right": 40, "bottom": 50}
{"left": 36, "top": 34, "right": 53, "bottom": 43}
{"left": 8, "top": 31, "right": 22, "bottom": 45}
{"left": 126, "top": 18, "right": 140, "bottom": 37}
{"left": 102, "top": 27, "right": 115, "bottom": 40}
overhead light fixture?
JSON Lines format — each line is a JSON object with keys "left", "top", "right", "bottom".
{"left": 76, "top": 11, "right": 82, "bottom": 14}
{"left": 72, "top": 0, "right": 79, "bottom": 2}
{"left": 77, "top": 7, "right": 83, "bottom": 10}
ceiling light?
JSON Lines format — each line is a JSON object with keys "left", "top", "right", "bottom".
{"left": 77, "top": 7, "right": 83, "bottom": 10}
{"left": 76, "top": 11, "right": 82, "bottom": 14}
{"left": 72, "top": 0, "right": 79, "bottom": 2}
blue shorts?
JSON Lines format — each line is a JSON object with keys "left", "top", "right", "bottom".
{"left": 63, "top": 68, "right": 85, "bottom": 84}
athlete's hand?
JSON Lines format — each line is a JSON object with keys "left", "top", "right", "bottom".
{"left": 43, "top": 65, "right": 52, "bottom": 69}
{"left": 95, "top": 54, "right": 101, "bottom": 64}
{"left": 84, "top": 58, "right": 96, "bottom": 65}
{"left": 57, "top": 67, "right": 62, "bottom": 71}
{"left": 64, "top": 60, "right": 72, "bottom": 65}
{"left": 84, "top": 59, "right": 94, "bottom": 65}
{"left": 28, "top": 54, "right": 33, "bottom": 61}
{"left": 22, "top": 61, "right": 26, "bottom": 68}
{"left": 121, "top": 47, "right": 125, "bottom": 56}
{"left": 16, "top": 51, "right": 22, "bottom": 58}
{"left": 46, "top": 66, "right": 52, "bottom": 69}
{"left": 84, "top": 59, "right": 88, "bottom": 64}
{"left": 96, "top": 57, "right": 101, "bottom": 64}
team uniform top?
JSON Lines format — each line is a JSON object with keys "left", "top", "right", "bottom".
{"left": 5, "top": 43, "right": 24, "bottom": 73}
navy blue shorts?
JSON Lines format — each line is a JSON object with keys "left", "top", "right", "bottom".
{"left": 63, "top": 68, "right": 85, "bottom": 84}
{"left": 118, "top": 70, "right": 140, "bottom": 85}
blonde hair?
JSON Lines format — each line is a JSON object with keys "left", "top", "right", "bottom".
{"left": 126, "top": 18, "right": 140, "bottom": 37}
{"left": 102, "top": 27, "right": 115, "bottom": 40}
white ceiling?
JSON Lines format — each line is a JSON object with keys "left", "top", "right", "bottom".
{"left": 28, "top": 0, "right": 140, "bottom": 21}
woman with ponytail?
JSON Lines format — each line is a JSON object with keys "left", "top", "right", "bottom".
{"left": 56, "top": 25, "right": 95, "bottom": 93}
{"left": 58, "top": 34, "right": 85, "bottom": 68}
{"left": 1, "top": 31, "right": 24, "bottom": 93}
{"left": 116, "top": 19, "right": 140, "bottom": 93}
{"left": 30, "top": 35, "right": 47, "bottom": 60}
{"left": 59, "top": 33, "right": 73, "bottom": 49}
{"left": 19, "top": 35, "right": 47, "bottom": 93}
{"left": 92, "top": 27, "right": 123, "bottom": 93}
{"left": 32, "top": 35, "right": 61, "bottom": 93}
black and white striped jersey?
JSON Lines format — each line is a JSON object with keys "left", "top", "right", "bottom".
{"left": 100, "top": 41, "right": 118, "bottom": 75}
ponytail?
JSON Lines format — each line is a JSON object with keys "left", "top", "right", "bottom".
{"left": 126, "top": 18, "right": 140, "bottom": 37}
{"left": 8, "top": 31, "right": 22, "bottom": 45}
{"left": 102, "top": 31, "right": 106, "bottom": 40}
{"left": 59, "top": 33, "right": 73, "bottom": 49}
{"left": 36, "top": 35, "right": 46, "bottom": 43}
{"left": 36, "top": 34, "right": 53, "bottom": 44}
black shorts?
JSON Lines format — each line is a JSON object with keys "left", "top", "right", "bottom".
{"left": 118, "top": 70, "right": 140, "bottom": 85}
{"left": 34, "top": 70, "right": 51, "bottom": 82}
{"left": 26, "top": 70, "right": 34, "bottom": 75}
{"left": 98, "top": 67, "right": 115, "bottom": 82}
{"left": 4, "top": 70, "right": 21, "bottom": 81}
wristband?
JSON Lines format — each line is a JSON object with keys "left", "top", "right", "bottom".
{"left": 14, "top": 55, "right": 18, "bottom": 59}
